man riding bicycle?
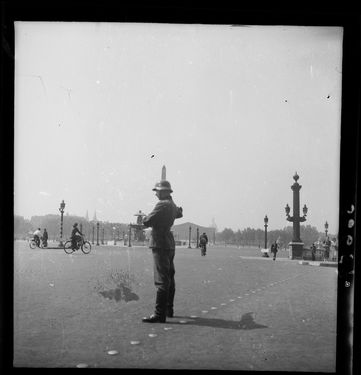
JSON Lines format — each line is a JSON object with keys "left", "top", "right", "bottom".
{"left": 71, "top": 223, "right": 83, "bottom": 250}
{"left": 33, "top": 228, "right": 42, "bottom": 247}
{"left": 199, "top": 232, "right": 208, "bottom": 256}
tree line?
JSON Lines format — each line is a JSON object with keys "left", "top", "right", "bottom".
{"left": 215, "top": 225, "right": 335, "bottom": 249}
{"left": 14, "top": 214, "right": 335, "bottom": 248}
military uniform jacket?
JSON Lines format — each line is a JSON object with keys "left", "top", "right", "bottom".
{"left": 143, "top": 196, "right": 183, "bottom": 250}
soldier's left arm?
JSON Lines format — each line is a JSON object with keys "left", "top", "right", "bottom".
{"left": 175, "top": 206, "right": 183, "bottom": 219}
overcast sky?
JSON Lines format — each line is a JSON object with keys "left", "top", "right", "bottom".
{"left": 14, "top": 22, "right": 342, "bottom": 233}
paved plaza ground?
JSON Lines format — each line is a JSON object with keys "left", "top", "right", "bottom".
{"left": 13, "top": 241, "right": 337, "bottom": 371}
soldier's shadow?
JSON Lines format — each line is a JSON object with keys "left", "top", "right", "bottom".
{"left": 169, "top": 312, "right": 268, "bottom": 330}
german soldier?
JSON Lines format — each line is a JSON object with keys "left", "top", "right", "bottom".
{"left": 142, "top": 179, "right": 183, "bottom": 323}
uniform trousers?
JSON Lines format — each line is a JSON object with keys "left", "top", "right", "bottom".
{"left": 152, "top": 248, "right": 175, "bottom": 318}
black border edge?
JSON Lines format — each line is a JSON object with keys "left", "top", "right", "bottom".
{"left": 336, "top": 13, "right": 360, "bottom": 375}
{"left": 1, "top": 3, "right": 360, "bottom": 375}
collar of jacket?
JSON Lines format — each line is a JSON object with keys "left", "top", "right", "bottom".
{"left": 159, "top": 195, "right": 172, "bottom": 201}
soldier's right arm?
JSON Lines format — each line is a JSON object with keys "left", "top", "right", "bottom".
{"left": 143, "top": 201, "right": 167, "bottom": 227}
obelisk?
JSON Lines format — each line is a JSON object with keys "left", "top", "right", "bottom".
{"left": 161, "top": 165, "right": 166, "bottom": 180}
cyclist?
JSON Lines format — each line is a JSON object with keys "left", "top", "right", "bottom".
{"left": 33, "top": 228, "right": 42, "bottom": 247}
{"left": 71, "top": 223, "right": 83, "bottom": 250}
{"left": 199, "top": 232, "right": 208, "bottom": 256}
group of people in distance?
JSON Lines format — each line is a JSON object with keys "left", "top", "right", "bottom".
{"left": 32, "top": 223, "right": 83, "bottom": 250}
{"left": 310, "top": 238, "right": 333, "bottom": 261}
{"left": 32, "top": 228, "right": 48, "bottom": 247}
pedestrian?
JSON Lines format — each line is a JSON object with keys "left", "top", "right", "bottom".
{"left": 33, "top": 228, "right": 42, "bottom": 247}
{"left": 311, "top": 243, "right": 316, "bottom": 261}
{"left": 142, "top": 179, "right": 183, "bottom": 323}
{"left": 42, "top": 229, "right": 48, "bottom": 247}
{"left": 199, "top": 232, "right": 208, "bottom": 256}
{"left": 330, "top": 238, "right": 338, "bottom": 261}
{"left": 271, "top": 241, "right": 278, "bottom": 261}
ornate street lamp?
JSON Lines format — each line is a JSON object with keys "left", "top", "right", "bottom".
{"left": 128, "top": 224, "right": 132, "bottom": 247}
{"left": 58, "top": 200, "right": 65, "bottom": 247}
{"left": 196, "top": 228, "right": 199, "bottom": 248}
{"left": 264, "top": 215, "right": 269, "bottom": 249}
{"left": 188, "top": 226, "right": 192, "bottom": 248}
{"left": 113, "top": 226, "right": 116, "bottom": 245}
{"left": 285, "top": 172, "right": 308, "bottom": 259}
{"left": 325, "top": 221, "right": 329, "bottom": 238}
{"left": 92, "top": 225, "right": 95, "bottom": 245}
{"left": 96, "top": 222, "right": 100, "bottom": 245}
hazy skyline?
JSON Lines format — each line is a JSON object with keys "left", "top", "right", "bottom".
{"left": 14, "top": 23, "right": 342, "bottom": 233}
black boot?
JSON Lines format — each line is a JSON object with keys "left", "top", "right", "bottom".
{"left": 166, "top": 308, "right": 174, "bottom": 318}
{"left": 142, "top": 289, "right": 167, "bottom": 323}
{"left": 154, "top": 288, "right": 167, "bottom": 319}
{"left": 167, "top": 282, "right": 175, "bottom": 317}
{"left": 142, "top": 314, "right": 166, "bottom": 323}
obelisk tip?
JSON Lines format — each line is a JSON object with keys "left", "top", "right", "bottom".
{"left": 161, "top": 165, "right": 166, "bottom": 180}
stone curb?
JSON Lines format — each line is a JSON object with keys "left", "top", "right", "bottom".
{"left": 298, "top": 261, "right": 338, "bottom": 267}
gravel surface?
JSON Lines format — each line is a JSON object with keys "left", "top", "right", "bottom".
{"left": 13, "top": 241, "right": 337, "bottom": 371}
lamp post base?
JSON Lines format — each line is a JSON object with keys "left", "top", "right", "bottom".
{"left": 288, "top": 242, "right": 304, "bottom": 259}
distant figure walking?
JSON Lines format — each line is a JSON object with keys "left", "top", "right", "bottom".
{"left": 199, "top": 232, "right": 208, "bottom": 256}
{"left": 270, "top": 241, "right": 278, "bottom": 261}
{"left": 141, "top": 179, "right": 183, "bottom": 323}
{"left": 310, "top": 243, "right": 316, "bottom": 261}
{"left": 42, "top": 229, "right": 48, "bottom": 247}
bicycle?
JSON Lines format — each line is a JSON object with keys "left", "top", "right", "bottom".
{"left": 200, "top": 242, "right": 207, "bottom": 256}
{"left": 29, "top": 237, "right": 43, "bottom": 249}
{"left": 63, "top": 236, "right": 92, "bottom": 254}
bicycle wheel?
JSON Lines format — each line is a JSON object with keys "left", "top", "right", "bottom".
{"left": 64, "top": 241, "right": 74, "bottom": 254}
{"left": 29, "top": 240, "right": 36, "bottom": 249}
{"left": 81, "top": 241, "right": 92, "bottom": 254}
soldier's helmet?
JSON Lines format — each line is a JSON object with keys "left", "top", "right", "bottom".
{"left": 152, "top": 180, "right": 173, "bottom": 193}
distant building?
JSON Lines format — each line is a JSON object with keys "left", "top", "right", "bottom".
{"left": 172, "top": 222, "right": 215, "bottom": 244}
